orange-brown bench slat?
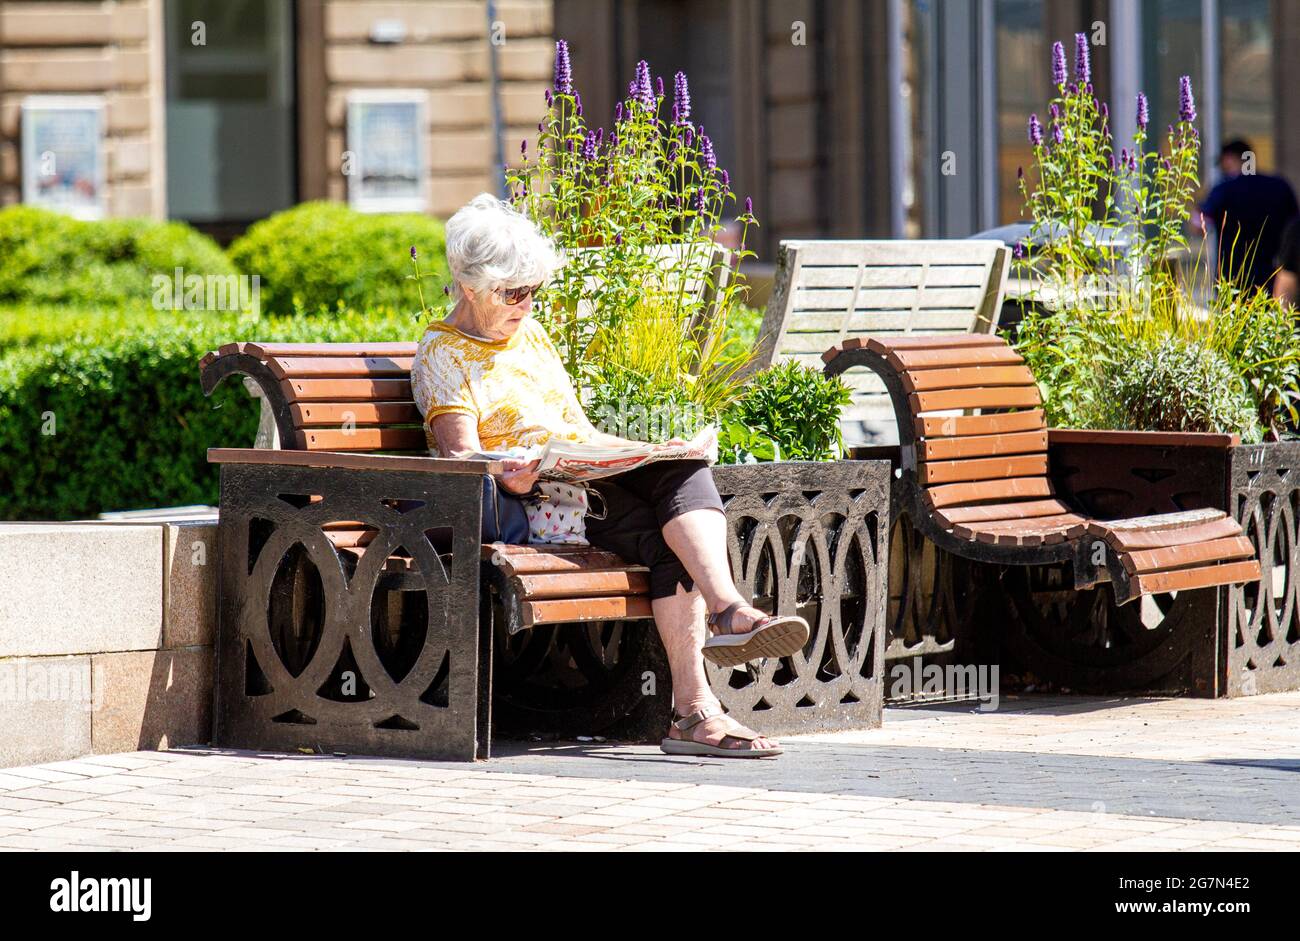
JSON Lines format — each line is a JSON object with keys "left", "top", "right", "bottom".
{"left": 291, "top": 402, "right": 422, "bottom": 427}
{"left": 902, "top": 365, "right": 1037, "bottom": 393}
{"left": 1093, "top": 514, "right": 1244, "bottom": 552}
{"left": 920, "top": 430, "right": 1047, "bottom": 462}
{"left": 267, "top": 356, "right": 415, "bottom": 380}
{"left": 890, "top": 346, "right": 1025, "bottom": 371}
{"left": 1131, "top": 559, "right": 1262, "bottom": 597}
{"left": 919, "top": 453, "right": 1048, "bottom": 486}
{"left": 865, "top": 334, "right": 1006, "bottom": 352}
{"left": 244, "top": 342, "right": 417, "bottom": 359}
{"left": 910, "top": 386, "right": 1042, "bottom": 413}
{"left": 296, "top": 427, "right": 428, "bottom": 452}
{"left": 514, "top": 571, "right": 651, "bottom": 600}
{"left": 915, "top": 409, "right": 1045, "bottom": 439}
{"left": 956, "top": 512, "right": 1086, "bottom": 539}
{"left": 923, "top": 476, "right": 1054, "bottom": 510}
{"left": 1120, "top": 536, "right": 1257, "bottom": 575}
{"left": 281, "top": 377, "right": 412, "bottom": 402}
{"left": 485, "top": 546, "right": 647, "bottom": 575}
{"left": 524, "top": 596, "right": 654, "bottom": 626}
{"left": 936, "top": 498, "right": 1071, "bottom": 527}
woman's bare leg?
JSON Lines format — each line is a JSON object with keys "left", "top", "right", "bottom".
{"left": 661, "top": 507, "right": 765, "bottom": 631}
{"left": 650, "top": 583, "right": 776, "bottom": 750}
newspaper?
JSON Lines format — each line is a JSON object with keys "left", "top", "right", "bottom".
{"left": 476, "top": 426, "right": 719, "bottom": 483}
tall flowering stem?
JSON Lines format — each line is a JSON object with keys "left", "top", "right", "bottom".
{"left": 507, "top": 41, "right": 758, "bottom": 384}
{"left": 1018, "top": 34, "right": 1200, "bottom": 305}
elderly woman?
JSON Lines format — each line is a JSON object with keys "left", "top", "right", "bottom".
{"left": 411, "top": 194, "right": 810, "bottom": 759}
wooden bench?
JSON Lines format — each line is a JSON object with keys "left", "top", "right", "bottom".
{"left": 822, "top": 333, "right": 1261, "bottom": 605}
{"left": 749, "top": 239, "right": 1011, "bottom": 445}
{"left": 199, "top": 342, "right": 655, "bottom": 629}
{"left": 201, "top": 342, "right": 893, "bottom": 759}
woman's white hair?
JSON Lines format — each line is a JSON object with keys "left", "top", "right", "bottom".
{"left": 444, "top": 193, "right": 562, "bottom": 304}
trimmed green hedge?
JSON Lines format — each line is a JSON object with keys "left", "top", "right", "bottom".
{"left": 0, "top": 307, "right": 423, "bottom": 520}
{"left": 0, "top": 206, "right": 235, "bottom": 307}
{"left": 227, "top": 201, "right": 449, "bottom": 316}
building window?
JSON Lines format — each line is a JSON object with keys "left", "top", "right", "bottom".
{"left": 994, "top": 0, "right": 1048, "bottom": 226}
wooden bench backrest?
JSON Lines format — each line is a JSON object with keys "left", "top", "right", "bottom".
{"left": 753, "top": 239, "right": 1011, "bottom": 442}
{"left": 856, "top": 333, "right": 1051, "bottom": 517}
{"left": 201, "top": 341, "right": 424, "bottom": 453}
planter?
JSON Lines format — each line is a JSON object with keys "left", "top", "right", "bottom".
{"left": 854, "top": 435, "right": 1300, "bottom": 699}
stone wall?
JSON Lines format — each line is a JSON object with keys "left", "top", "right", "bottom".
{"left": 0, "top": 0, "right": 167, "bottom": 217}
{"left": 0, "top": 520, "right": 215, "bottom": 768}
{"left": 318, "top": 0, "right": 555, "bottom": 216}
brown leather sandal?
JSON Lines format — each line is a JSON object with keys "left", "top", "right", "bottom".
{"left": 701, "top": 601, "right": 810, "bottom": 667}
{"left": 660, "top": 704, "right": 781, "bottom": 758}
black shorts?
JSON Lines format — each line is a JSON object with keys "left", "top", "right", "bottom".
{"left": 583, "top": 459, "right": 725, "bottom": 600}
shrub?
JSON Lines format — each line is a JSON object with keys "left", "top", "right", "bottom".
{"left": 0, "top": 206, "right": 234, "bottom": 308}
{"left": 227, "top": 201, "right": 449, "bottom": 316}
{"left": 0, "top": 306, "right": 422, "bottom": 520}
{"left": 1098, "top": 337, "right": 1262, "bottom": 441}
{"left": 719, "top": 361, "right": 851, "bottom": 463}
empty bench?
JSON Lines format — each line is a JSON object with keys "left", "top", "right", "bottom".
{"left": 822, "top": 333, "right": 1261, "bottom": 605}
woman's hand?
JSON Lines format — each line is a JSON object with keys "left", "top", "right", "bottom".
{"left": 498, "top": 457, "right": 540, "bottom": 495}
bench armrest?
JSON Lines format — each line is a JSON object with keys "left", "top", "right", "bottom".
{"left": 1048, "top": 428, "right": 1240, "bottom": 450}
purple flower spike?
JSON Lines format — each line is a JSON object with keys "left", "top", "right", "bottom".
{"left": 655, "top": 75, "right": 665, "bottom": 98}
{"left": 1179, "top": 75, "right": 1196, "bottom": 123}
{"left": 672, "top": 103, "right": 680, "bottom": 124}
{"left": 634, "top": 60, "right": 654, "bottom": 109}
{"left": 674, "top": 71, "right": 692, "bottom": 122}
{"left": 566, "top": 138, "right": 574, "bottom": 153}
{"left": 614, "top": 233, "right": 622, "bottom": 246}
{"left": 1100, "top": 102, "right": 1109, "bottom": 122}
{"left": 544, "top": 88, "right": 553, "bottom": 107}
{"left": 410, "top": 246, "right": 418, "bottom": 260}
{"left": 1053, "top": 123, "right": 1064, "bottom": 145}
{"left": 596, "top": 127, "right": 604, "bottom": 145}
{"left": 745, "top": 196, "right": 753, "bottom": 215}
{"left": 1050, "top": 103, "right": 1060, "bottom": 120}
{"left": 720, "top": 169, "right": 730, "bottom": 188}
{"left": 683, "top": 126, "right": 694, "bottom": 149}
{"left": 694, "top": 187, "right": 706, "bottom": 212}
{"left": 1028, "top": 113, "right": 1044, "bottom": 146}
{"left": 537, "top": 121, "right": 544, "bottom": 133}
{"left": 1051, "top": 41, "right": 1067, "bottom": 87}
{"left": 1128, "top": 150, "right": 1138, "bottom": 173}
{"left": 1075, "top": 33, "right": 1091, "bottom": 84}
{"left": 575, "top": 92, "right": 583, "bottom": 117}
{"left": 615, "top": 102, "right": 623, "bottom": 123}
{"left": 701, "top": 134, "right": 716, "bottom": 171}
{"left": 1012, "top": 242, "right": 1026, "bottom": 260}
{"left": 1109, "top": 153, "right": 1117, "bottom": 171}
{"left": 553, "top": 40, "right": 572, "bottom": 95}
{"left": 1120, "top": 147, "right": 1129, "bottom": 168}
{"left": 1136, "top": 92, "right": 1149, "bottom": 130}
{"left": 1017, "top": 166, "right": 1024, "bottom": 180}
{"left": 520, "top": 139, "right": 527, "bottom": 157}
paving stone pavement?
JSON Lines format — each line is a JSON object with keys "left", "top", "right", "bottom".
{"left": 0, "top": 693, "right": 1297, "bottom": 851}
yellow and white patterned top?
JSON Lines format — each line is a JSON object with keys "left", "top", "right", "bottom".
{"left": 411, "top": 317, "right": 598, "bottom": 454}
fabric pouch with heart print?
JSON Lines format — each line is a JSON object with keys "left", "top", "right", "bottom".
{"left": 522, "top": 481, "right": 607, "bottom": 545}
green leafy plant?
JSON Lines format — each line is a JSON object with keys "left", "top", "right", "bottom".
{"left": 0, "top": 206, "right": 234, "bottom": 308}
{"left": 1013, "top": 34, "right": 1300, "bottom": 440}
{"left": 718, "top": 361, "right": 852, "bottom": 463}
{"left": 228, "top": 201, "right": 448, "bottom": 316}
{"left": 1097, "top": 337, "right": 1261, "bottom": 440}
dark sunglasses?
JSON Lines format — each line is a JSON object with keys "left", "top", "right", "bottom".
{"left": 498, "top": 283, "right": 543, "bottom": 305}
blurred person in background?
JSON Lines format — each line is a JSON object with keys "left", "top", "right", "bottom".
{"left": 1194, "top": 139, "right": 1299, "bottom": 293}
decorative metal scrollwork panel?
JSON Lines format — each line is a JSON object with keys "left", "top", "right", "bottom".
{"left": 215, "top": 463, "right": 485, "bottom": 760}
{"left": 1228, "top": 444, "right": 1300, "bottom": 696}
{"left": 707, "top": 462, "right": 890, "bottom": 733}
